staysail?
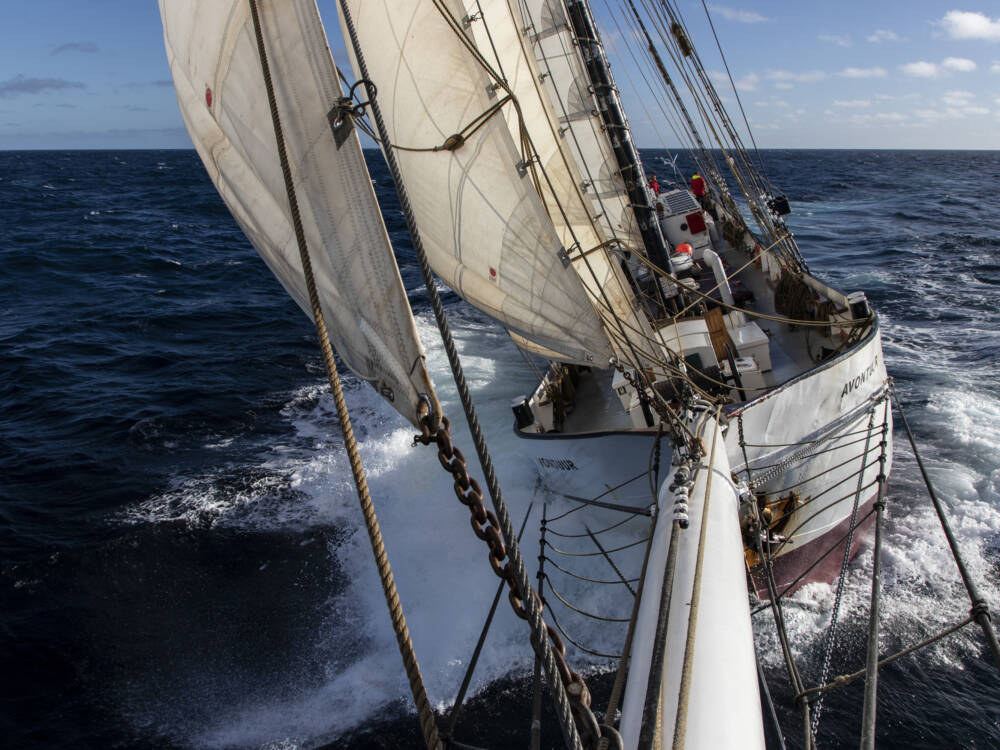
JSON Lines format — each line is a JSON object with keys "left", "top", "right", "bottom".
{"left": 337, "top": 0, "right": 614, "bottom": 366}
{"left": 158, "top": 0, "right": 438, "bottom": 427}
{"left": 467, "top": 0, "right": 658, "bottom": 364}
{"left": 518, "top": 0, "right": 643, "bottom": 251}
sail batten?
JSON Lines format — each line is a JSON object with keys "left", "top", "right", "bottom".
{"left": 159, "top": 0, "right": 438, "bottom": 427}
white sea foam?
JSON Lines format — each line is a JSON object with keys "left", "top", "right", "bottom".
{"left": 126, "top": 288, "right": 1000, "bottom": 747}
{"left": 757, "top": 379, "right": 1000, "bottom": 679}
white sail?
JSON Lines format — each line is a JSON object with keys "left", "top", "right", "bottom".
{"left": 337, "top": 0, "right": 614, "bottom": 366}
{"left": 158, "top": 0, "right": 438, "bottom": 427}
{"left": 518, "top": 0, "right": 644, "bottom": 251}
{"left": 467, "top": 0, "right": 657, "bottom": 365}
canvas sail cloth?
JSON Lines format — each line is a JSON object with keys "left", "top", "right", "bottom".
{"left": 518, "top": 0, "right": 644, "bottom": 252}
{"left": 158, "top": 0, "right": 438, "bottom": 427}
{"left": 337, "top": 0, "right": 614, "bottom": 366}
{"left": 466, "top": 0, "right": 657, "bottom": 365}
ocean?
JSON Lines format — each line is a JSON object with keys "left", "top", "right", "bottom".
{"left": 1, "top": 148, "right": 998, "bottom": 749}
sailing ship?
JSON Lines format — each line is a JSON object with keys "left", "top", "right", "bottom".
{"left": 158, "top": 0, "right": 901, "bottom": 747}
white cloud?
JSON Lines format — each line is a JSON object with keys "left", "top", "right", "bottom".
{"left": 992, "top": 61, "right": 1000, "bottom": 73}
{"left": 913, "top": 109, "right": 947, "bottom": 121}
{"left": 838, "top": 67, "right": 887, "bottom": 78}
{"left": 844, "top": 111, "right": 908, "bottom": 126}
{"left": 901, "top": 61, "right": 942, "bottom": 78}
{"left": 943, "top": 57, "right": 977, "bottom": 72}
{"left": 819, "top": 34, "right": 851, "bottom": 47}
{"left": 867, "top": 29, "right": 902, "bottom": 43}
{"left": 709, "top": 69, "right": 759, "bottom": 92}
{"left": 766, "top": 69, "right": 827, "bottom": 83}
{"left": 899, "top": 59, "right": 976, "bottom": 78}
{"left": 773, "top": 82, "right": 794, "bottom": 90}
{"left": 941, "top": 90, "right": 975, "bottom": 107}
{"left": 708, "top": 5, "right": 769, "bottom": 24}
{"left": 735, "top": 72, "right": 760, "bottom": 91}
{"left": 939, "top": 11, "right": 1000, "bottom": 41}
{"left": 833, "top": 99, "right": 872, "bottom": 108}
{"left": 754, "top": 98, "right": 790, "bottom": 108}
{"left": 874, "top": 93, "right": 921, "bottom": 102}
{"left": 913, "top": 90, "right": 992, "bottom": 121}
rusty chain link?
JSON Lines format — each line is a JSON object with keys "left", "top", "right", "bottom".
{"left": 415, "top": 415, "right": 608, "bottom": 747}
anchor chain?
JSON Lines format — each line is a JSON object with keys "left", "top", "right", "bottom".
{"left": 415, "top": 416, "right": 612, "bottom": 748}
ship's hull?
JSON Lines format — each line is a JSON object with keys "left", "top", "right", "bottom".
{"left": 516, "top": 426, "right": 662, "bottom": 509}
{"left": 729, "top": 322, "right": 892, "bottom": 596}
{"left": 515, "top": 322, "right": 892, "bottom": 595}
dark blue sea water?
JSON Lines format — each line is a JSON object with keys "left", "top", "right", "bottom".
{"left": 1, "top": 148, "right": 998, "bottom": 749}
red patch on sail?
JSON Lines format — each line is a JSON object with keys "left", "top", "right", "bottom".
{"left": 489, "top": 267, "right": 497, "bottom": 279}
{"left": 205, "top": 87, "right": 213, "bottom": 108}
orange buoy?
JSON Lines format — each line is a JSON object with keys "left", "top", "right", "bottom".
{"left": 675, "top": 243, "right": 693, "bottom": 255}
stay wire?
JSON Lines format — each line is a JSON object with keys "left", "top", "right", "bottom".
{"left": 544, "top": 554, "right": 641, "bottom": 586}
{"left": 445, "top": 502, "right": 535, "bottom": 740}
{"left": 810, "top": 404, "right": 878, "bottom": 741}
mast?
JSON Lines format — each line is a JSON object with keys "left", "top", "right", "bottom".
{"left": 621, "top": 0, "right": 708, "bottom": 155}
{"left": 563, "top": 0, "right": 671, "bottom": 270}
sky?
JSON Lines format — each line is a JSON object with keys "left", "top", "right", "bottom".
{"left": 0, "top": 1, "right": 998, "bottom": 149}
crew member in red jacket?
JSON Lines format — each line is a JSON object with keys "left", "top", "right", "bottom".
{"left": 690, "top": 172, "right": 708, "bottom": 209}
{"left": 647, "top": 174, "right": 661, "bottom": 195}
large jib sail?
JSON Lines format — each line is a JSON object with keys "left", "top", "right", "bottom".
{"left": 337, "top": 0, "right": 614, "bottom": 367}
{"left": 158, "top": 0, "right": 439, "bottom": 427}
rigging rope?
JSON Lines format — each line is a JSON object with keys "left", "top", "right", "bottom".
{"left": 445, "top": 502, "right": 535, "bottom": 741}
{"left": 585, "top": 524, "right": 638, "bottom": 597}
{"left": 809, "top": 403, "right": 879, "bottom": 741}
{"left": 545, "top": 513, "right": 645, "bottom": 540}
{"left": 544, "top": 535, "right": 651, "bottom": 558}
{"left": 543, "top": 574, "right": 633, "bottom": 622}
{"left": 543, "top": 553, "right": 641, "bottom": 586}
{"left": 600, "top": 514, "right": 658, "bottom": 750}
{"left": 861, "top": 406, "right": 890, "bottom": 750}
{"left": 338, "top": 5, "right": 607, "bottom": 746}
{"left": 798, "top": 615, "right": 976, "bottom": 702}
{"left": 891, "top": 384, "right": 1000, "bottom": 672}
{"left": 248, "top": 3, "right": 440, "bottom": 748}
{"left": 698, "top": 0, "right": 772, "bottom": 191}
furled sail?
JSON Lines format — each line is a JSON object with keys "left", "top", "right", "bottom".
{"left": 467, "top": 0, "right": 657, "bottom": 364}
{"left": 337, "top": 0, "right": 614, "bottom": 366}
{"left": 158, "top": 0, "right": 438, "bottom": 427}
{"left": 518, "top": 0, "right": 644, "bottom": 251}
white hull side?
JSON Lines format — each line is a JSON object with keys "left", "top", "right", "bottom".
{"left": 517, "top": 325, "right": 892, "bottom": 592}
{"left": 727, "top": 325, "right": 893, "bottom": 562}
{"left": 517, "top": 428, "right": 660, "bottom": 506}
